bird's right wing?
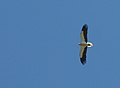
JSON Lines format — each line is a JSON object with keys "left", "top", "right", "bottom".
{"left": 80, "top": 24, "right": 88, "bottom": 43}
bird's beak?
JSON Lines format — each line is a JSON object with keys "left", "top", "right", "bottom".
{"left": 91, "top": 43, "right": 93, "bottom": 46}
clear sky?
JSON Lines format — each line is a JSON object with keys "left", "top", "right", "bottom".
{"left": 1, "top": 0, "right": 120, "bottom": 88}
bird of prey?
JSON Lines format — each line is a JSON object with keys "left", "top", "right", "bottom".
{"left": 79, "top": 24, "right": 93, "bottom": 65}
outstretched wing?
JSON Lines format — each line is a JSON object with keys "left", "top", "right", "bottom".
{"left": 80, "top": 46, "right": 87, "bottom": 65}
{"left": 80, "top": 24, "right": 88, "bottom": 43}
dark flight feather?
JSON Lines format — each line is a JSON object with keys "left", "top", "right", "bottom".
{"left": 82, "top": 24, "right": 88, "bottom": 42}
{"left": 80, "top": 46, "right": 87, "bottom": 65}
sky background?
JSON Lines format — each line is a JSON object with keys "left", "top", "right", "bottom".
{"left": 0, "top": 0, "right": 120, "bottom": 88}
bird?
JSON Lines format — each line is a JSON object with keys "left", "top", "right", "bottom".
{"left": 79, "top": 24, "right": 93, "bottom": 65}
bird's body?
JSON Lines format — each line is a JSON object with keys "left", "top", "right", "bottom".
{"left": 79, "top": 24, "right": 93, "bottom": 65}
{"left": 79, "top": 42, "right": 93, "bottom": 47}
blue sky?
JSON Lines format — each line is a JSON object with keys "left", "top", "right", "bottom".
{"left": 0, "top": 0, "right": 120, "bottom": 88}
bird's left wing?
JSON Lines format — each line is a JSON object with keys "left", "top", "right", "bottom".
{"left": 80, "top": 46, "right": 87, "bottom": 65}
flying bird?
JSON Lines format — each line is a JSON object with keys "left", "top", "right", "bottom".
{"left": 79, "top": 24, "right": 93, "bottom": 65}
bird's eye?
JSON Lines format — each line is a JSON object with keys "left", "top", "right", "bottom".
{"left": 88, "top": 44, "right": 90, "bottom": 46}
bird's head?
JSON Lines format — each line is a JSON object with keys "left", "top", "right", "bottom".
{"left": 87, "top": 42, "right": 93, "bottom": 47}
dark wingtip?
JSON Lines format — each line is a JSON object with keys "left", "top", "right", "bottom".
{"left": 81, "top": 61, "right": 86, "bottom": 65}
{"left": 82, "top": 24, "right": 88, "bottom": 30}
{"left": 83, "top": 24, "right": 88, "bottom": 26}
{"left": 80, "top": 58, "right": 86, "bottom": 65}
